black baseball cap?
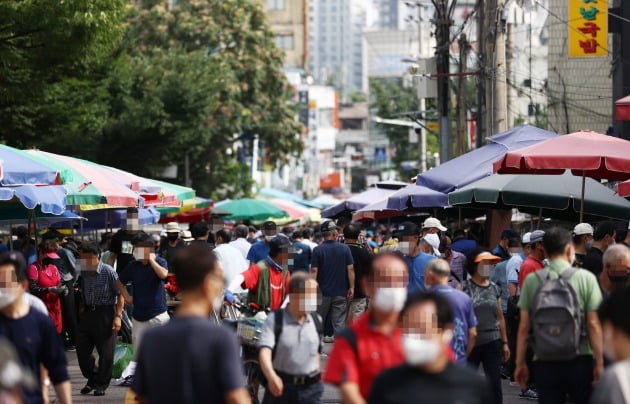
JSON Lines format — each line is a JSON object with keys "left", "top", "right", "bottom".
{"left": 320, "top": 220, "right": 340, "bottom": 232}
{"left": 262, "top": 221, "right": 277, "bottom": 231}
{"left": 398, "top": 221, "right": 421, "bottom": 237}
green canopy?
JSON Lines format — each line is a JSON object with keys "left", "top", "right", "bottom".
{"left": 448, "top": 172, "right": 630, "bottom": 221}
{"left": 218, "top": 198, "right": 288, "bottom": 222}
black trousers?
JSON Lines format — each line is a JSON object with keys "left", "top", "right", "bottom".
{"left": 60, "top": 280, "right": 79, "bottom": 346}
{"left": 468, "top": 339, "right": 502, "bottom": 404}
{"left": 262, "top": 381, "right": 323, "bottom": 404}
{"left": 76, "top": 306, "right": 116, "bottom": 390}
{"left": 534, "top": 355, "right": 594, "bottom": 404}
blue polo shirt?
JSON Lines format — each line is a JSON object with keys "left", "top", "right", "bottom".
{"left": 312, "top": 240, "right": 354, "bottom": 296}
{"left": 405, "top": 252, "right": 436, "bottom": 294}
{"left": 119, "top": 257, "right": 168, "bottom": 322}
{"left": 247, "top": 240, "right": 270, "bottom": 263}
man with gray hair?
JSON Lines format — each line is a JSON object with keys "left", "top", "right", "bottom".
{"left": 424, "top": 258, "right": 478, "bottom": 363}
{"left": 600, "top": 244, "right": 630, "bottom": 296}
{"left": 230, "top": 225, "right": 252, "bottom": 260}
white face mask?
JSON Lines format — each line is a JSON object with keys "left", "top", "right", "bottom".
{"left": 265, "top": 235, "right": 275, "bottom": 242}
{"left": 302, "top": 295, "right": 318, "bottom": 313}
{"left": 0, "top": 288, "right": 19, "bottom": 309}
{"left": 402, "top": 334, "right": 441, "bottom": 366}
{"left": 373, "top": 287, "right": 407, "bottom": 312}
{"left": 399, "top": 241, "right": 411, "bottom": 255}
{"left": 478, "top": 265, "right": 494, "bottom": 277}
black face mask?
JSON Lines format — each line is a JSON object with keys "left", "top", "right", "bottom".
{"left": 167, "top": 234, "right": 179, "bottom": 242}
{"left": 608, "top": 274, "right": 630, "bottom": 287}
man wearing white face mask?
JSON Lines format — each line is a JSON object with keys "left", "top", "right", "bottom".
{"left": 323, "top": 253, "right": 408, "bottom": 404}
{"left": 258, "top": 273, "right": 324, "bottom": 403}
{"left": 368, "top": 291, "right": 492, "bottom": 404}
{"left": 397, "top": 222, "right": 434, "bottom": 295}
{"left": 248, "top": 221, "right": 278, "bottom": 265}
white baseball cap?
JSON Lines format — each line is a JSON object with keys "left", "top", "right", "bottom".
{"left": 573, "top": 223, "right": 594, "bottom": 236}
{"left": 422, "top": 217, "right": 447, "bottom": 232}
{"left": 522, "top": 232, "right": 532, "bottom": 244}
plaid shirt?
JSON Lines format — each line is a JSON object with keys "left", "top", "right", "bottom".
{"left": 82, "top": 262, "right": 120, "bottom": 306}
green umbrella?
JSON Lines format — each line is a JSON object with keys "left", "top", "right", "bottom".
{"left": 448, "top": 172, "right": 630, "bottom": 221}
{"left": 218, "top": 198, "right": 288, "bottom": 222}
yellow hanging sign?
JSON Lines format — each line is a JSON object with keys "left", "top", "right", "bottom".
{"left": 568, "top": 0, "right": 607, "bottom": 57}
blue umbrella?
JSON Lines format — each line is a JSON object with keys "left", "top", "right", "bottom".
{"left": 0, "top": 185, "right": 67, "bottom": 214}
{"left": 416, "top": 125, "right": 557, "bottom": 193}
{"left": 0, "top": 209, "right": 83, "bottom": 225}
{"left": 0, "top": 145, "right": 60, "bottom": 185}
{"left": 386, "top": 184, "right": 448, "bottom": 210}
{"left": 78, "top": 207, "right": 160, "bottom": 229}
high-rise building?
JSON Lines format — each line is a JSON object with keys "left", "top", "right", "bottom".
{"left": 261, "top": 0, "right": 309, "bottom": 70}
{"left": 371, "top": 0, "right": 415, "bottom": 30}
{"left": 308, "top": 0, "right": 367, "bottom": 96}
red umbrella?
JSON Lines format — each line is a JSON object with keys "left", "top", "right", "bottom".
{"left": 616, "top": 95, "right": 630, "bottom": 121}
{"left": 618, "top": 180, "right": 630, "bottom": 198}
{"left": 493, "top": 130, "right": 630, "bottom": 221}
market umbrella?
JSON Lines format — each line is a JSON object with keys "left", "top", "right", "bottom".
{"left": 80, "top": 207, "right": 160, "bottom": 229}
{"left": 448, "top": 172, "right": 630, "bottom": 221}
{"left": 0, "top": 145, "right": 61, "bottom": 186}
{"left": 493, "top": 130, "right": 630, "bottom": 221}
{"left": 618, "top": 180, "right": 630, "bottom": 198}
{"left": 268, "top": 199, "right": 311, "bottom": 222}
{"left": 259, "top": 188, "right": 323, "bottom": 209}
{"left": 386, "top": 184, "right": 449, "bottom": 210}
{"left": 25, "top": 150, "right": 142, "bottom": 208}
{"left": 218, "top": 198, "right": 287, "bottom": 222}
{"left": 0, "top": 185, "right": 67, "bottom": 215}
{"left": 615, "top": 95, "right": 630, "bottom": 121}
{"left": 352, "top": 198, "right": 407, "bottom": 222}
{"left": 416, "top": 125, "right": 557, "bottom": 193}
{"left": 322, "top": 181, "right": 408, "bottom": 219}
{"left": 0, "top": 209, "right": 83, "bottom": 226}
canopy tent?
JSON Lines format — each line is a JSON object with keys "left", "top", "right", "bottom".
{"left": 417, "top": 125, "right": 557, "bottom": 193}
{"left": 448, "top": 172, "right": 630, "bottom": 221}
{"left": 217, "top": 198, "right": 288, "bottom": 222}
{"left": 386, "top": 184, "right": 449, "bottom": 210}
{"left": 0, "top": 145, "right": 61, "bottom": 186}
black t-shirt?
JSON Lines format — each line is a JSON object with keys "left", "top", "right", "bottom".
{"left": 158, "top": 238, "right": 185, "bottom": 267}
{"left": 583, "top": 246, "right": 604, "bottom": 276}
{"left": 110, "top": 230, "right": 135, "bottom": 273}
{"left": 574, "top": 252, "right": 587, "bottom": 269}
{"left": 133, "top": 316, "right": 245, "bottom": 404}
{"left": 369, "top": 363, "right": 493, "bottom": 404}
{"left": 346, "top": 243, "right": 371, "bottom": 298}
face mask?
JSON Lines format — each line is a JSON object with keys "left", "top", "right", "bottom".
{"left": 586, "top": 240, "right": 594, "bottom": 250}
{"left": 402, "top": 334, "right": 441, "bottom": 366}
{"left": 608, "top": 274, "right": 630, "bottom": 287}
{"left": 133, "top": 248, "right": 146, "bottom": 261}
{"left": 478, "top": 265, "right": 494, "bottom": 277}
{"left": 167, "top": 234, "right": 179, "bottom": 242}
{"left": 373, "top": 287, "right": 407, "bottom": 312}
{"left": 265, "top": 235, "right": 275, "bottom": 242}
{"left": 302, "top": 295, "right": 318, "bottom": 312}
{"left": 0, "top": 288, "right": 18, "bottom": 309}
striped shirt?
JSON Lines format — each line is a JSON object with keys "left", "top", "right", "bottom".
{"left": 82, "top": 263, "right": 120, "bottom": 306}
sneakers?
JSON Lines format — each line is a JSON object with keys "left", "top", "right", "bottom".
{"left": 80, "top": 384, "right": 93, "bottom": 395}
{"left": 112, "top": 375, "right": 134, "bottom": 387}
{"left": 93, "top": 389, "right": 106, "bottom": 397}
{"left": 519, "top": 389, "right": 538, "bottom": 401}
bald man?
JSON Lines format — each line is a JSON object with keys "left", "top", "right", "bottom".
{"left": 600, "top": 244, "right": 630, "bottom": 296}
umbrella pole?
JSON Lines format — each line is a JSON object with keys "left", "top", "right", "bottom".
{"left": 458, "top": 208, "right": 462, "bottom": 228}
{"left": 537, "top": 208, "right": 542, "bottom": 230}
{"left": 8, "top": 221, "right": 12, "bottom": 251}
{"left": 31, "top": 210, "right": 38, "bottom": 248}
{"left": 580, "top": 173, "right": 585, "bottom": 223}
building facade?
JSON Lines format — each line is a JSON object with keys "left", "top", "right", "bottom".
{"left": 261, "top": 0, "right": 309, "bottom": 70}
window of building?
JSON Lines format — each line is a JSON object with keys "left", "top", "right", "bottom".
{"left": 267, "top": 0, "right": 285, "bottom": 10}
{"left": 275, "top": 34, "right": 294, "bottom": 50}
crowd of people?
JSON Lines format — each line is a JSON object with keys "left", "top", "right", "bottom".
{"left": 0, "top": 214, "right": 629, "bottom": 404}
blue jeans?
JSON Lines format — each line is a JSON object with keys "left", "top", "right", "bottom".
{"left": 262, "top": 381, "right": 323, "bottom": 404}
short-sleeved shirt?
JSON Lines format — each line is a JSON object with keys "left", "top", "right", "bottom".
{"left": 346, "top": 243, "right": 371, "bottom": 298}
{"left": 589, "top": 359, "right": 630, "bottom": 404}
{"left": 518, "top": 259, "right": 603, "bottom": 356}
{"left": 492, "top": 244, "right": 511, "bottom": 261}
{"left": 109, "top": 230, "right": 135, "bottom": 273}
{"left": 405, "top": 252, "right": 436, "bottom": 294}
{"left": 368, "top": 363, "right": 493, "bottom": 404}
{"left": 323, "top": 312, "right": 404, "bottom": 400}
{"left": 133, "top": 316, "right": 245, "bottom": 404}
{"left": 491, "top": 260, "right": 509, "bottom": 313}
{"left": 506, "top": 254, "right": 524, "bottom": 288}
{"left": 258, "top": 309, "right": 321, "bottom": 375}
{"left": 0, "top": 305, "right": 69, "bottom": 404}
{"left": 241, "top": 263, "right": 291, "bottom": 310}
{"left": 583, "top": 246, "right": 604, "bottom": 277}
{"left": 247, "top": 240, "right": 270, "bottom": 263}
{"left": 81, "top": 263, "right": 120, "bottom": 306}
{"left": 213, "top": 244, "right": 248, "bottom": 288}
{"left": 229, "top": 238, "right": 252, "bottom": 260}
{"left": 119, "top": 258, "right": 168, "bottom": 321}
{"left": 463, "top": 281, "right": 501, "bottom": 346}
{"left": 519, "top": 255, "right": 544, "bottom": 288}
{"left": 432, "top": 285, "right": 478, "bottom": 363}
{"left": 311, "top": 241, "right": 353, "bottom": 297}
{"left": 290, "top": 241, "right": 312, "bottom": 272}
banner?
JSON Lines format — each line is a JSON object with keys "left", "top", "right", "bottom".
{"left": 568, "top": 0, "right": 607, "bottom": 57}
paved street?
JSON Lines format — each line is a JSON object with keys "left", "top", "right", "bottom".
{"left": 55, "top": 343, "right": 528, "bottom": 403}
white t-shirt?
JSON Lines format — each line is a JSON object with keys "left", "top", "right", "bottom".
{"left": 302, "top": 239, "right": 318, "bottom": 251}
{"left": 213, "top": 244, "right": 249, "bottom": 293}
{"left": 228, "top": 238, "right": 251, "bottom": 260}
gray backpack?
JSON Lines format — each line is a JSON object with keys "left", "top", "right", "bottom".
{"left": 531, "top": 267, "right": 583, "bottom": 361}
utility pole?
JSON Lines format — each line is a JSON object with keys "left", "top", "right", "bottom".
{"left": 417, "top": 3, "right": 427, "bottom": 172}
{"left": 434, "top": 0, "right": 452, "bottom": 162}
{"left": 485, "top": 0, "right": 508, "bottom": 135}
{"left": 456, "top": 34, "right": 470, "bottom": 157}
{"left": 475, "top": 0, "right": 485, "bottom": 148}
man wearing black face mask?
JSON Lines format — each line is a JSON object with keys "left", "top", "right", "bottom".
{"left": 600, "top": 244, "right": 630, "bottom": 297}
